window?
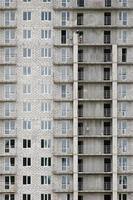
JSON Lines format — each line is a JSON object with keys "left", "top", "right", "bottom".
{"left": 41, "top": 121, "right": 52, "bottom": 130}
{"left": 23, "top": 120, "right": 32, "bottom": 130}
{"left": 61, "top": 121, "right": 70, "bottom": 134}
{"left": 119, "top": 85, "right": 127, "bottom": 98}
{"left": 122, "top": 48, "right": 127, "bottom": 62}
{"left": 77, "top": 0, "right": 84, "bottom": 7}
{"left": 41, "top": 194, "right": 51, "bottom": 200}
{"left": 119, "top": 11, "right": 128, "bottom": 25}
{"left": 41, "top": 102, "right": 51, "bottom": 112}
{"left": 23, "top": 12, "right": 31, "bottom": 20}
{"left": 5, "top": 47, "right": 16, "bottom": 62}
{"left": 23, "top": 0, "right": 31, "bottom": 2}
{"left": 118, "top": 157, "right": 127, "bottom": 170}
{"left": 119, "top": 0, "right": 128, "bottom": 7}
{"left": 104, "top": 12, "right": 111, "bottom": 25}
{"left": 4, "top": 66, "right": 16, "bottom": 80}
{"left": 5, "top": 120, "right": 16, "bottom": 134}
{"left": 62, "top": 11, "right": 70, "bottom": 26}
{"left": 4, "top": 85, "right": 15, "bottom": 99}
{"left": 23, "top": 84, "right": 31, "bottom": 94}
{"left": 23, "top": 66, "right": 31, "bottom": 75}
{"left": 61, "top": 48, "right": 67, "bottom": 62}
{"left": 23, "top": 48, "right": 31, "bottom": 57}
{"left": 77, "top": 13, "right": 83, "bottom": 25}
{"left": 41, "top": 48, "right": 51, "bottom": 57}
{"left": 23, "top": 157, "right": 31, "bottom": 166}
{"left": 5, "top": 194, "right": 15, "bottom": 200}
{"left": 5, "top": 11, "right": 15, "bottom": 26}
{"left": 41, "top": 84, "right": 52, "bottom": 94}
{"left": 23, "top": 102, "right": 31, "bottom": 112}
{"left": 41, "top": 139, "right": 51, "bottom": 148}
{"left": 61, "top": 85, "right": 67, "bottom": 98}
{"left": 23, "top": 176, "right": 31, "bottom": 185}
{"left": 119, "top": 139, "right": 128, "bottom": 152}
{"left": 41, "top": 176, "right": 51, "bottom": 185}
{"left": 62, "top": 175, "right": 70, "bottom": 189}
{"left": 61, "top": 103, "right": 70, "bottom": 117}
{"left": 41, "top": 12, "right": 51, "bottom": 21}
{"left": 118, "top": 120, "right": 127, "bottom": 134}
{"left": 62, "top": 157, "right": 70, "bottom": 171}
{"left": 61, "top": 67, "right": 69, "bottom": 80}
{"left": 43, "top": 0, "right": 51, "bottom": 2}
{"left": 104, "top": 31, "right": 111, "bottom": 44}
{"left": 41, "top": 157, "right": 51, "bottom": 166}
{"left": 5, "top": 139, "right": 15, "bottom": 153}
{"left": 5, "top": 29, "right": 15, "bottom": 43}
{"left": 41, "top": 30, "right": 51, "bottom": 39}
{"left": 118, "top": 102, "right": 127, "bottom": 116}
{"left": 105, "top": 0, "right": 111, "bottom": 7}
{"left": 118, "top": 67, "right": 127, "bottom": 80}
{"left": 41, "top": 66, "right": 51, "bottom": 75}
{"left": 23, "top": 194, "right": 31, "bottom": 200}
{"left": 119, "top": 194, "right": 127, "bottom": 200}
{"left": 23, "top": 139, "right": 31, "bottom": 148}
{"left": 62, "top": 0, "right": 70, "bottom": 7}
{"left": 5, "top": 176, "right": 15, "bottom": 189}
{"left": 23, "top": 30, "right": 31, "bottom": 39}
{"left": 61, "top": 30, "right": 67, "bottom": 44}
{"left": 4, "top": 103, "right": 15, "bottom": 117}
{"left": 119, "top": 175, "right": 127, "bottom": 189}
{"left": 62, "top": 139, "right": 69, "bottom": 153}
{"left": 5, "top": 157, "right": 15, "bottom": 171}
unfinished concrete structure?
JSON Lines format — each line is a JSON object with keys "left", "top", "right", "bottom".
{"left": 0, "top": 0, "right": 133, "bottom": 200}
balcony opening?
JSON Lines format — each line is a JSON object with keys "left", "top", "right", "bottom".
{"left": 78, "top": 177, "right": 83, "bottom": 190}
{"left": 78, "top": 85, "right": 84, "bottom": 99}
{"left": 78, "top": 49, "right": 83, "bottom": 62}
{"left": 67, "top": 194, "right": 70, "bottom": 200}
{"left": 78, "top": 122, "right": 83, "bottom": 135}
{"left": 78, "top": 31, "right": 84, "bottom": 43}
{"left": 105, "top": 0, "right": 111, "bottom": 7}
{"left": 104, "top": 31, "right": 111, "bottom": 44}
{"left": 104, "top": 104, "right": 111, "bottom": 117}
{"left": 104, "top": 86, "right": 111, "bottom": 99}
{"left": 77, "top": 13, "right": 83, "bottom": 25}
{"left": 61, "top": 30, "right": 66, "bottom": 44}
{"left": 77, "top": 0, "right": 84, "bottom": 7}
{"left": 78, "top": 141, "right": 83, "bottom": 154}
{"left": 104, "top": 68, "right": 110, "bottom": 80}
{"left": 78, "top": 68, "right": 84, "bottom": 80}
{"left": 104, "top": 140, "right": 111, "bottom": 154}
{"left": 104, "top": 12, "right": 111, "bottom": 25}
{"left": 78, "top": 104, "right": 83, "bottom": 117}
{"left": 78, "top": 159, "right": 83, "bottom": 172}
{"left": 122, "top": 48, "right": 127, "bottom": 62}
{"left": 104, "top": 195, "right": 111, "bottom": 200}
{"left": 104, "top": 158, "right": 111, "bottom": 172}
{"left": 104, "top": 121, "right": 111, "bottom": 135}
{"left": 78, "top": 196, "right": 83, "bottom": 200}
{"left": 104, "top": 48, "right": 112, "bottom": 62}
{"left": 104, "top": 176, "right": 111, "bottom": 190}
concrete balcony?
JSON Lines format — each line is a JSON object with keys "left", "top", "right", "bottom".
{"left": 0, "top": 166, "right": 16, "bottom": 175}
{"left": 0, "top": 148, "right": 16, "bottom": 157}
{"left": 53, "top": 185, "right": 73, "bottom": 193}
{"left": 0, "top": 1, "right": 17, "bottom": 10}
{"left": 53, "top": 165, "right": 73, "bottom": 175}
{"left": 53, "top": 110, "right": 73, "bottom": 120}
{"left": 0, "top": 184, "right": 16, "bottom": 193}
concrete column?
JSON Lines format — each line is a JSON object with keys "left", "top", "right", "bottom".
{"left": 112, "top": 44, "right": 118, "bottom": 200}
{"left": 73, "top": 32, "right": 78, "bottom": 200}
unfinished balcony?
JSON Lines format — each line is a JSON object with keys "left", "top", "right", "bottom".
{"left": 104, "top": 49, "right": 112, "bottom": 62}
{"left": 104, "top": 158, "right": 112, "bottom": 172}
{"left": 104, "top": 140, "right": 111, "bottom": 154}
{"left": 104, "top": 104, "right": 111, "bottom": 117}
{"left": 104, "top": 31, "right": 111, "bottom": 44}
{"left": 104, "top": 177, "right": 111, "bottom": 190}
{"left": 104, "top": 122, "right": 112, "bottom": 135}
{"left": 0, "top": 0, "right": 17, "bottom": 9}
{"left": 104, "top": 86, "right": 111, "bottom": 99}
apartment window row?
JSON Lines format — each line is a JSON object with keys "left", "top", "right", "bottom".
{"left": 23, "top": 48, "right": 52, "bottom": 58}
{"left": 5, "top": 194, "right": 15, "bottom": 200}
{"left": 41, "top": 157, "right": 51, "bottom": 166}
{"left": 23, "top": 194, "right": 51, "bottom": 200}
{"left": 23, "top": 83, "right": 52, "bottom": 94}
{"left": 22, "top": 102, "right": 52, "bottom": 112}
{"left": 23, "top": 66, "right": 52, "bottom": 76}
{"left": 23, "top": 0, "right": 51, "bottom": 2}
{"left": 23, "top": 120, "right": 52, "bottom": 130}
{"left": 41, "top": 176, "right": 51, "bottom": 185}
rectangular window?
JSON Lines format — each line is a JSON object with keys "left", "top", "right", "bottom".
{"left": 41, "top": 121, "right": 52, "bottom": 130}
{"left": 23, "top": 30, "right": 31, "bottom": 39}
{"left": 62, "top": 11, "right": 70, "bottom": 26}
{"left": 41, "top": 102, "right": 51, "bottom": 112}
{"left": 41, "top": 84, "right": 52, "bottom": 94}
{"left": 119, "top": 11, "right": 128, "bottom": 25}
{"left": 41, "top": 12, "right": 51, "bottom": 21}
{"left": 118, "top": 157, "right": 127, "bottom": 171}
{"left": 23, "top": 12, "right": 31, "bottom": 20}
{"left": 122, "top": 48, "right": 127, "bottom": 62}
{"left": 5, "top": 11, "right": 15, "bottom": 26}
{"left": 23, "top": 84, "right": 31, "bottom": 94}
{"left": 118, "top": 120, "right": 127, "bottom": 134}
{"left": 41, "top": 194, "right": 51, "bottom": 200}
{"left": 104, "top": 12, "right": 111, "bottom": 25}
{"left": 23, "top": 120, "right": 32, "bottom": 130}
{"left": 5, "top": 120, "right": 15, "bottom": 134}
{"left": 41, "top": 48, "right": 51, "bottom": 58}
{"left": 41, "top": 66, "right": 51, "bottom": 75}
{"left": 77, "top": 13, "right": 83, "bottom": 25}
{"left": 23, "top": 158, "right": 31, "bottom": 166}
{"left": 62, "top": 0, "right": 70, "bottom": 7}
{"left": 62, "top": 175, "right": 70, "bottom": 189}
{"left": 61, "top": 48, "right": 67, "bottom": 62}
{"left": 23, "top": 48, "right": 31, "bottom": 57}
{"left": 62, "top": 157, "right": 70, "bottom": 171}
{"left": 41, "top": 139, "right": 51, "bottom": 148}
{"left": 41, "top": 157, "right": 51, "bottom": 166}
{"left": 23, "top": 102, "right": 31, "bottom": 112}
{"left": 23, "top": 176, "right": 31, "bottom": 185}
{"left": 23, "top": 66, "right": 31, "bottom": 75}
{"left": 41, "top": 30, "right": 51, "bottom": 39}
{"left": 5, "top": 194, "right": 15, "bottom": 200}
{"left": 23, "top": 139, "right": 31, "bottom": 148}
{"left": 23, "top": 194, "right": 31, "bottom": 200}
{"left": 41, "top": 176, "right": 51, "bottom": 185}
{"left": 5, "top": 29, "right": 15, "bottom": 43}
